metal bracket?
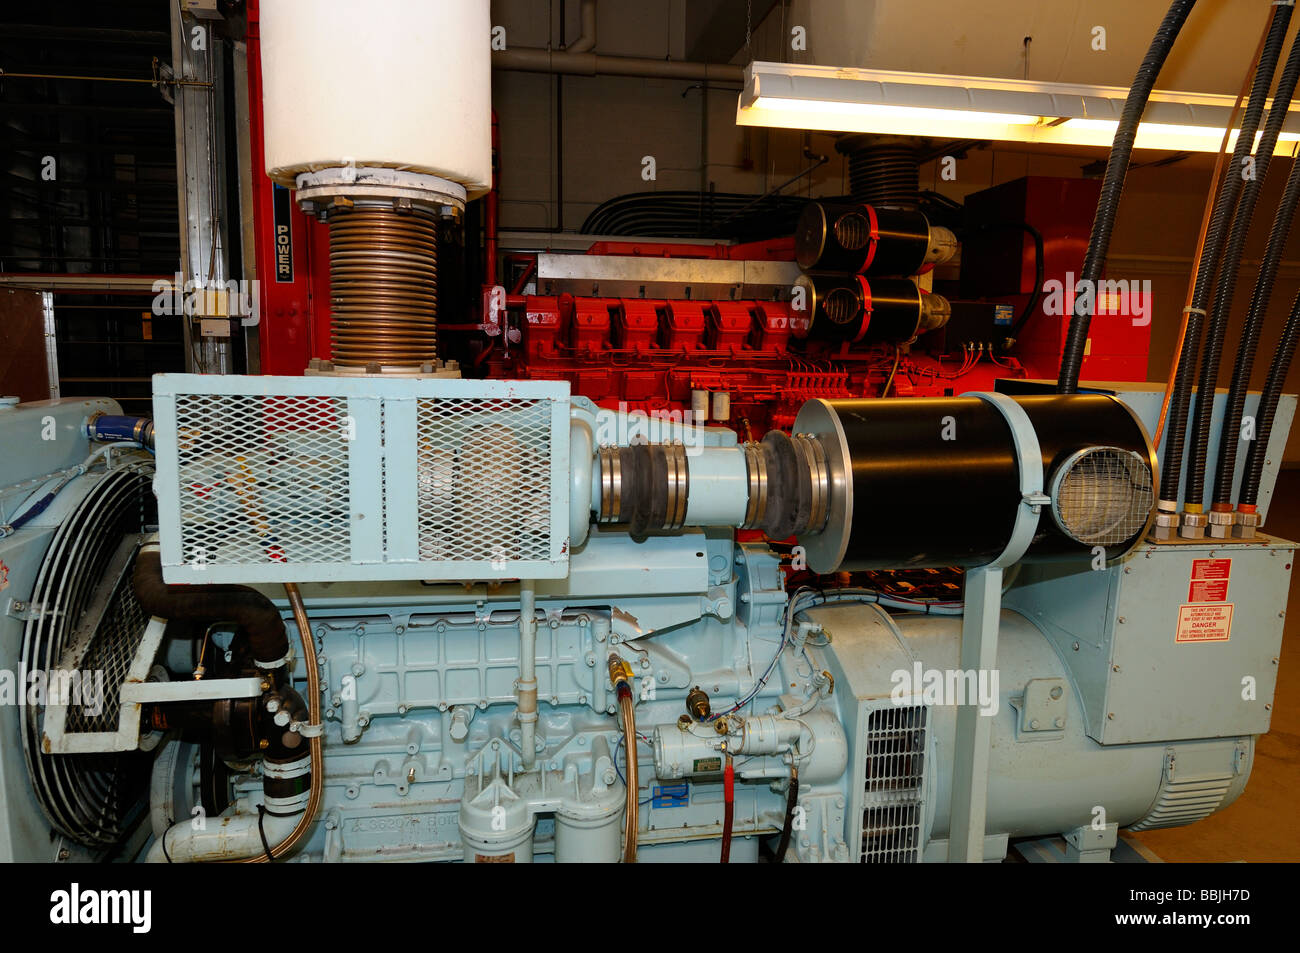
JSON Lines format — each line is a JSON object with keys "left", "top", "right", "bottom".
{"left": 5, "top": 598, "right": 41, "bottom": 621}
{"left": 1063, "top": 821, "right": 1118, "bottom": 862}
{"left": 1011, "top": 677, "right": 1068, "bottom": 738}
{"left": 947, "top": 565, "right": 1002, "bottom": 862}
{"left": 970, "top": 392, "right": 1045, "bottom": 569}
{"left": 1022, "top": 491, "right": 1051, "bottom": 511}
{"left": 290, "top": 720, "right": 325, "bottom": 739}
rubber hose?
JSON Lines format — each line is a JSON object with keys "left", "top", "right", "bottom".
{"left": 132, "top": 548, "right": 289, "bottom": 667}
{"left": 88, "top": 414, "right": 155, "bottom": 449}
{"left": 233, "top": 582, "right": 323, "bottom": 863}
{"left": 1058, "top": 0, "right": 1197, "bottom": 394}
{"left": 720, "top": 753, "right": 735, "bottom": 863}
{"left": 1215, "top": 37, "right": 1300, "bottom": 504}
{"left": 1185, "top": 4, "right": 1293, "bottom": 505}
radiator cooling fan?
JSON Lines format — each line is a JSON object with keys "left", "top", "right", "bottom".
{"left": 19, "top": 461, "right": 157, "bottom": 850}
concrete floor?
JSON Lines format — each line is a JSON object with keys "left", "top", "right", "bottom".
{"left": 1128, "top": 469, "right": 1300, "bottom": 862}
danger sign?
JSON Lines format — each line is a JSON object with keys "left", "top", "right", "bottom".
{"left": 1175, "top": 603, "right": 1233, "bottom": 643}
{"left": 1188, "top": 558, "right": 1231, "bottom": 602}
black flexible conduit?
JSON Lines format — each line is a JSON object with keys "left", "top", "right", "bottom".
{"left": 1006, "top": 223, "right": 1046, "bottom": 342}
{"left": 1184, "top": 3, "right": 1294, "bottom": 507}
{"left": 1215, "top": 37, "right": 1300, "bottom": 505}
{"left": 1160, "top": 3, "right": 1285, "bottom": 505}
{"left": 1241, "top": 289, "right": 1300, "bottom": 507}
{"left": 1058, "top": 0, "right": 1197, "bottom": 394}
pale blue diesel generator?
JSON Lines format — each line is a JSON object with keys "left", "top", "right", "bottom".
{"left": 0, "top": 375, "right": 1291, "bottom": 863}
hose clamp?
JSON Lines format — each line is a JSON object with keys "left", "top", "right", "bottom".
{"left": 663, "top": 442, "right": 689, "bottom": 531}
{"left": 598, "top": 446, "right": 622, "bottom": 523}
{"left": 289, "top": 720, "right": 325, "bottom": 738}
{"left": 792, "top": 434, "right": 831, "bottom": 533}
{"left": 741, "top": 442, "right": 768, "bottom": 530}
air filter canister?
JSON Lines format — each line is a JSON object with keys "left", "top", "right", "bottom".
{"left": 794, "top": 201, "right": 956, "bottom": 275}
{"left": 1016, "top": 395, "right": 1157, "bottom": 559}
{"left": 1049, "top": 447, "right": 1154, "bottom": 548}
{"left": 791, "top": 394, "right": 1155, "bottom": 572}
{"left": 792, "top": 274, "right": 949, "bottom": 344}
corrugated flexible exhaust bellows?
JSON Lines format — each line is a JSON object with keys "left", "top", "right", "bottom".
{"left": 327, "top": 204, "right": 439, "bottom": 367}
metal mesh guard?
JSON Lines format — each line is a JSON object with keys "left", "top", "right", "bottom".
{"left": 417, "top": 398, "right": 552, "bottom": 563}
{"left": 861, "top": 705, "right": 927, "bottom": 863}
{"left": 173, "top": 393, "right": 353, "bottom": 566}
{"left": 153, "top": 375, "right": 570, "bottom": 583}
{"left": 1052, "top": 447, "right": 1154, "bottom": 547}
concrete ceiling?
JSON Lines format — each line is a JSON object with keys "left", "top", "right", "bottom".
{"left": 746, "top": 0, "right": 1300, "bottom": 97}
{"left": 685, "top": 0, "right": 781, "bottom": 62}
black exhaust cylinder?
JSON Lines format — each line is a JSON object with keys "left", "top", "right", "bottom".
{"left": 793, "top": 274, "right": 944, "bottom": 345}
{"left": 795, "top": 202, "right": 933, "bottom": 275}
{"left": 820, "top": 394, "right": 1154, "bottom": 570}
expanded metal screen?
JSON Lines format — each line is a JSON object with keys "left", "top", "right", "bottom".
{"left": 860, "top": 704, "right": 928, "bottom": 863}
{"left": 1051, "top": 446, "right": 1153, "bottom": 547}
{"left": 416, "top": 397, "right": 554, "bottom": 563}
{"left": 153, "top": 375, "right": 571, "bottom": 583}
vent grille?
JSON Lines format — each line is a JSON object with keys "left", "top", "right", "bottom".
{"left": 173, "top": 393, "right": 353, "bottom": 567}
{"left": 834, "top": 211, "right": 872, "bottom": 250}
{"left": 824, "top": 288, "right": 860, "bottom": 326}
{"left": 860, "top": 705, "right": 928, "bottom": 863}
{"left": 153, "top": 375, "right": 571, "bottom": 582}
{"left": 21, "top": 464, "right": 155, "bottom": 848}
{"left": 1051, "top": 446, "right": 1153, "bottom": 547}
{"left": 65, "top": 563, "right": 149, "bottom": 733}
{"left": 1129, "top": 775, "right": 1232, "bottom": 831}
{"left": 416, "top": 397, "right": 553, "bottom": 563}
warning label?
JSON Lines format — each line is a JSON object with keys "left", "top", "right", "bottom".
{"left": 1176, "top": 603, "right": 1233, "bottom": 643}
{"left": 1188, "top": 557, "right": 1231, "bottom": 602}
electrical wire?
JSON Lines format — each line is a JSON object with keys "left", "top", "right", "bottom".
{"left": 1156, "top": 6, "right": 1275, "bottom": 490}
{"left": 881, "top": 346, "right": 901, "bottom": 397}
{"left": 1, "top": 442, "right": 147, "bottom": 538}
{"left": 1214, "top": 31, "right": 1300, "bottom": 506}
{"left": 1240, "top": 283, "right": 1300, "bottom": 508}
{"left": 719, "top": 753, "right": 735, "bottom": 863}
{"left": 1059, "top": 0, "right": 1198, "bottom": 394}
{"left": 1182, "top": 1, "right": 1294, "bottom": 509}
{"left": 774, "top": 765, "right": 799, "bottom": 863}
{"left": 706, "top": 586, "right": 962, "bottom": 723}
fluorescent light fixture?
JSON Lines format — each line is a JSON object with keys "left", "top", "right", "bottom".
{"left": 737, "top": 62, "right": 1300, "bottom": 155}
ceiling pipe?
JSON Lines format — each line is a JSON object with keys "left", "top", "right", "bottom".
{"left": 568, "top": 0, "right": 597, "bottom": 53}
{"left": 492, "top": 48, "right": 742, "bottom": 83}
{"left": 493, "top": 0, "right": 740, "bottom": 83}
